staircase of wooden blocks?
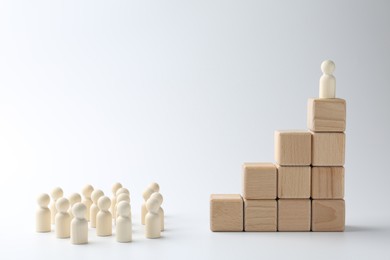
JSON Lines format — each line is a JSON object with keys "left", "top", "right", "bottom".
{"left": 210, "top": 61, "right": 346, "bottom": 232}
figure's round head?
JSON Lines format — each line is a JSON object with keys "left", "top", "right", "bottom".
{"left": 37, "top": 193, "right": 50, "bottom": 207}
{"left": 68, "top": 193, "right": 81, "bottom": 205}
{"left": 116, "top": 193, "right": 130, "bottom": 204}
{"left": 51, "top": 187, "right": 63, "bottom": 200}
{"left": 56, "top": 197, "right": 70, "bottom": 213}
{"left": 146, "top": 198, "right": 160, "bottom": 213}
{"left": 82, "top": 185, "right": 94, "bottom": 198}
{"left": 149, "top": 182, "right": 160, "bottom": 192}
{"left": 150, "top": 192, "right": 163, "bottom": 205}
{"left": 98, "top": 196, "right": 111, "bottom": 211}
{"left": 142, "top": 188, "right": 154, "bottom": 200}
{"left": 321, "top": 60, "right": 335, "bottom": 74}
{"left": 91, "top": 189, "right": 104, "bottom": 203}
{"left": 117, "top": 201, "right": 131, "bottom": 217}
{"left": 72, "top": 202, "right": 86, "bottom": 219}
{"left": 112, "top": 182, "right": 122, "bottom": 195}
{"left": 116, "top": 187, "right": 129, "bottom": 197}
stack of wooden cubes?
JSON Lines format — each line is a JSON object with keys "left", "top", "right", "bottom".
{"left": 210, "top": 88, "right": 346, "bottom": 232}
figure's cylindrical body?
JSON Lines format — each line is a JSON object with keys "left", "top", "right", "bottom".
{"left": 56, "top": 213, "right": 71, "bottom": 238}
{"left": 71, "top": 219, "right": 88, "bottom": 244}
{"left": 96, "top": 211, "right": 112, "bottom": 236}
{"left": 145, "top": 212, "right": 161, "bottom": 238}
{"left": 36, "top": 208, "right": 51, "bottom": 232}
{"left": 116, "top": 217, "right": 132, "bottom": 242}
{"left": 90, "top": 204, "right": 99, "bottom": 228}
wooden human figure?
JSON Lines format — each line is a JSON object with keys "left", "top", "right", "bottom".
{"left": 55, "top": 198, "right": 71, "bottom": 238}
{"left": 36, "top": 193, "right": 51, "bottom": 232}
{"left": 116, "top": 201, "right": 132, "bottom": 243}
{"left": 50, "top": 187, "right": 63, "bottom": 224}
{"left": 145, "top": 198, "right": 161, "bottom": 238}
{"left": 150, "top": 192, "right": 164, "bottom": 231}
{"left": 90, "top": 189, "right": 104, "bottom": 228}
{"left": 110, "top": 182, "right": 122, "bottom": 219}
{"left": 115, "top": 193, "right": 130, "bottom": 224}
{"left": 141, "top": 187, "right": 154, "bottom": 225}
{"left": 96, "top": 196, "right": 112, "bottom": 236}
{"left": 319, "top": 60, "right": 336, "bottom": 98}
{"left": 81, "top": 184, "right": 94, "bottom": 221}
{"left": 71, "top": 202, "right": 88, "bottom": 245}
{"left": 149, "top": 182, "right": 160, "bottom": 193}
{"left": 68, "top": 193, "right": 81, "bottom": 219}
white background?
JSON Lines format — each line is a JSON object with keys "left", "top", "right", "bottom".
{"left": 0, "top": 0, "right": 389, "bottom": 259}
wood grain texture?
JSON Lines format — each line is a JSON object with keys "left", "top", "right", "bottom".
{"left": 210, "top": 194, "right": 243, "bottom": 232}
{"left": 274, "top": 130, "right": 312, "bottom": 166}
{"left": 312, "top": 132, "right": 345, "bottom": 166}
{"left": 242, "top": 163, "right": 277, "bottom": 199}
{"left": 244, "top": 200, "right": 277, "bottom": 232}
{"left": 312, "top": 200, "right": 345, "bottom": 232}
{"left": 312, "top": 167, "right": 344, "bottom": 199}
{"left": 277, "top": 166, "right": 311, "bottom": 199}
{"left": 278, "top": 199, "right": 311, "bottom": 231}
{"left": 307, "top": 98, "right": 346, "bottom": 132}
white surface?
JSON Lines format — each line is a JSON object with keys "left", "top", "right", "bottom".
{"left": 1, "top": 0, "right": 390, "bottom": 259}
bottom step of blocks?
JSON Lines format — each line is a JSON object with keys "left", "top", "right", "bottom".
{"left": 244, "top": 200, "right": 277, "bottom": 231}
{"left": 278, "top": 199, "right": 311, "bottom": 231}
{"left": 312, "top": 199, "right": 345, "bottom": 231}
{"left": 210, "top": 194, "right": 243, "bottom": 232}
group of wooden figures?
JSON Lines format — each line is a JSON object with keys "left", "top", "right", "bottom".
{"left": 36, "top": 182, "right": 165, "bottom": 244}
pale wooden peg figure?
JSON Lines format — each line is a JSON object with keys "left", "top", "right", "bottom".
{"left": 55, "top": 197, "right": 71, "bottom": 238}
{"left": 68, "top": 193, "right": 81, "bottom": 219}
{"left": 110, "top": 182, "right": 122, "bottom": 219}
{"left": 81, "top": 184, "right": 94, "bottom": 221}
{"left": 50, "top": 187, "right": 63, "bottom": 224}
{"left": 115, "top": 193, "right": 130, "bottom": 223}
{"left": 141, "top": 187, "right": 154, "bottom": 225}
{"left": 96, "top": 196, "right": 112, "bottom": 236}
{"left": 71, "top": 202, "right": 88, "bottom": 245}
{"left": 116, "top": 201, "right": 132, "bottom": 243}
{"left": 145, "top": 198, "right": 161, "bottom": 239}
{"left": 116, "top": 187, "right": 130, "bottom": 197}
{"left": 36, "top": 193, "right": 51, "bottom": 232}
{"left": 319, "top": 60, "right": 336, "bottom": 98}
{"left": 90, "top": 189, "right": 104, "bottom": 228}
{"left": 149, "top": 182, "right": 160, "bottom": 193}
{"left": 150, "top": 192, "right": 164, "bottom": 231}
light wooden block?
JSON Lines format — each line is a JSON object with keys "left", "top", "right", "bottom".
{"left": 312, "top": 132, "right": 345, "bottom": 166}
{"left": 210, "top": 194, "right": 243, "bottom": 232}
{"left": 312, "top": 200, "right": 345, "bottom": 231}
{"left": 274, "top": 130, "right": 311, "bottom": 166}
{"left": 244, "top": 200, "right": 277, "bottom": 232}
{"left": 277, "top": 166, "right": 311, "bottom": 199}
{"left": 307, "top": 98, "right": 346, "bottom": 132}
{"left": 312, "top": 167, "right": 344, "bottom": 199}
{"left": 242, "top": 163, "right": 277, "bottom": 199}
{"left": 278, "top": 199, "right": 311, "bottom": 231}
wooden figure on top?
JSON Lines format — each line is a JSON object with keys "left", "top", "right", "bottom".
{"left": 319, "top": 60, "right": 336, "bottom": 98}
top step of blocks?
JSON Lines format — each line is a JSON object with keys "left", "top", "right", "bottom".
{"left": 307, "top": 98, "right": 346, "bottom": 132}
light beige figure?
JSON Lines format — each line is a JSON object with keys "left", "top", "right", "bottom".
{"left": 116, "top": 201, "right": 132, "bottom": 243}
{"left": 50, "top": 187, "right": 63, "bottom": 224}
{"left": 150, "top": 192, "right": 164, "bottom": 231}
{"left": 319, "top": 60, "right": 336, "bottom": 98}
{"left": 96, "top": 196, "right": 112, "bottom": 236}
{"left": 115, "top": 193, "right": 130, "bottom": 223}
{"left": 116, "top": 187, "right": 130, "bottom": 197}
{"left": 55, "top": 198, "right": 71, "bottom": 238}
{"left": 82, "top": 184, "right": 94, "bottom": 221}
{"left": 36, "top": 193, "right": 51, "bottom": 232}
{"left": 141, "top": 187, "right": 154, "bottom": 225}
{"left": 110, "top": 182, "right": 122, "bottom": 219}
{"left": 90, "top": 189, "right": 104, "bottom": 228}
{"left": 149, "top": 182, "right": 160, "bottom": 193}
{"left": 145, "top": 198, "right": 161, "bottom": 238}
{"left": 68, "top": 193, "right": 81, "bottom": 219}
{"left": 71, "top": 202, "right": 88, "bottom": 245}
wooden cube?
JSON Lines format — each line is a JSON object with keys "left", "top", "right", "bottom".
{"left": 277, "top": 166, "right": 311, "bottom": 199}
{"left": 210, "top": 194, "right": 243, "bottom": 232}
{"left": 312, "top": 167, "right": 344, "bottom": 199}
{"left": 278, "top": 199, "right": 311, "bottom": 231}
{"left": 312, "top": 200, "right": 345, "bottom": 231}
{"left": 312, "top": 132, "right": 345, "bottom": 166}
{"left": 307, "top": 98, "right": 346, "bottom": 132}
{"left": 244, "top": 200, "right": 277, "bottom": 232}
{"left": 274, "top": 130, "right": 311, "bottom": 166}
{"left": 242, "top": 163, "right": 277, "bottom": 199}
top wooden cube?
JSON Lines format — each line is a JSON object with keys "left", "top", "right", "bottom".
{"left": 307, "top": 98, "right": 346, "bottom": 132}
{"left": 274, "top": 130, "right": 312, "bottom": 166}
